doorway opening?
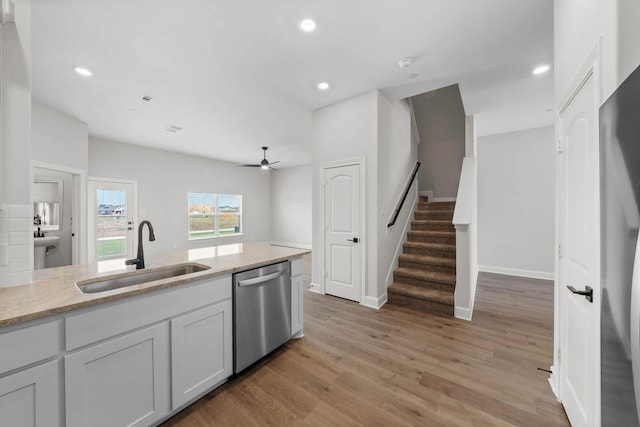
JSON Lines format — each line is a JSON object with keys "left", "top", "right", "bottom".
{"left": 87, "top": 177, "right": 138, "bottom": 264}
{"left": 31, "top": 161, "right": 87, "bottom": 269}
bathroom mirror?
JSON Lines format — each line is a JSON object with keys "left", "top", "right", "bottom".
{"left": 33, "top": 178, "right": 63, "bottom": 231}
{"left": 34, "top": 202, "right": 60, "bottom": 230}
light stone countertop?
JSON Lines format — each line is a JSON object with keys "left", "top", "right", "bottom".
{"left": 0, "top": 242, "right": 309, "bottom": 328}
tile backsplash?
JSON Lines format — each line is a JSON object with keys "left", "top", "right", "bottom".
{"left": 0, "top": 204, "right": 33, "bottom": 287}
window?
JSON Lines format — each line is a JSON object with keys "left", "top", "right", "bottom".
{"left": 188, "top": 192, "right": 242, "bottom": 239}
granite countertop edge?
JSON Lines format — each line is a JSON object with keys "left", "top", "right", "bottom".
{"left": 0, "top": 242, "right": 309, "bottom": 328}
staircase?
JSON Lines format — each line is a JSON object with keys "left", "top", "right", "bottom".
{"left": 387, "top": 196, "right": 456, "bottom": 316}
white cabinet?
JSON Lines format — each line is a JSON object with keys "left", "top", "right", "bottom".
{"left": 0, "top": 360, "right": 59, "bottom": 427}
{"left": 0, "top": 320, "right": 60, "bottom": 427}
{"left": 65, "top": 323, "right": 169, "bottom": 427}
{"left": 291, "top": 257, "right": 304, "bottom": 338}
{"left": 171, "top": 299, "right": 232, "bottom": 409}
{"left": 63, "top": 275, "right": 232, "bottom": 425}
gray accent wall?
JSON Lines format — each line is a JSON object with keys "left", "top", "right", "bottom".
{"left": 412, "top": 84, "right": 466, "bottom": 199}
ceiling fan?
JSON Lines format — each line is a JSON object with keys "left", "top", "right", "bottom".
{"left": 238, "top": 146, "right": 279, "bottom": 170}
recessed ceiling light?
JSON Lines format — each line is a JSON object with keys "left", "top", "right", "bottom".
{"left": 298, "top": 18, "right": 317, "bottom": 32}
{"left": 533, "top": 64, "right": 551, "bottom": 75}
{"left": 409, "top": 74, "right": 418, "bottom": 79}
{"left": 74, "top": 66, "right": 93, "bottom": 77}
{"left": 317, "top": 82, "right": 330, "bottom": 91}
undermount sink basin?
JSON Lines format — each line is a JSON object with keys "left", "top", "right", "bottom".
{"left": 34, "top": 235, "right": 61, "bottom": 247}
{"left": 76, "top": 263, "right": 211, "bottom": 294}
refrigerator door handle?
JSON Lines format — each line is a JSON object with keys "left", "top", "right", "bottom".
{"left": 631, "top": 235, "right": 640, "bottom": 423}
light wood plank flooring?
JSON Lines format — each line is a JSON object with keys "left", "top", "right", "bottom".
{"left": 162, "top": 272, "right": 569, "bottom": 426}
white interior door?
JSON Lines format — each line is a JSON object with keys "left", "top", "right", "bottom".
{"left": 88, "top": 179, "right": 137, "bottom": 262}
{"left": 558, "top": 69, "right": 598, "bottom": 427}
{"left": 324, "top": 163, "right": 362, "bottom": 302}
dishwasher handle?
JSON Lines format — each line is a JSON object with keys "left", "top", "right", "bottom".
{"left": 237, "top": 270, "right": 288, "bottom": 287}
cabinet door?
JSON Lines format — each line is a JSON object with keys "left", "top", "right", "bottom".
{"left": 171, "top": 299, "right": 232, "bottom": 409}
{"left": 291, "top": 275, "right": 304, "bottom": 338}
{"left": 0, "top": 360, "right": 59, "bottom": 427}
{"left": 65, "top": 323, "right": 169, "bottom": 427}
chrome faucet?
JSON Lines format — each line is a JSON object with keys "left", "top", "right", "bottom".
{"left": 125, "top": 220, "right": 156, "bottom": 270}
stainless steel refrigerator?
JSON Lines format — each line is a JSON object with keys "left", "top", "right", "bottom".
{"left": 600, "top": 63, "right": 640, "bottom": 426}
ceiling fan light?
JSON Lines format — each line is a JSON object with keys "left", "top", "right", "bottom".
{"left": 261, "top": 164, "right": 269, "bottom": 170}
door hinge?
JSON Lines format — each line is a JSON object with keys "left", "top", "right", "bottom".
{"left": 558, "top": 244, "right": 562, "bottom": 258}
{"left": 557, "top": 347, "right": 561, "bottom": 363}
{"left": 557, "top": 139, "right": 564, "bottom": 153}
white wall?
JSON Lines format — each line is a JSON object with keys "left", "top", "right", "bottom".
{"left": 270, "top": 165, "right": 311, "bottom": 249}
{"left": 31, "top": 100, "right": 88, "bottom": 171}
{"left": 0, "top": 1, "right": 33, "bottom": 287}
{"left": 311, "top": 90, "right": 415, "bottom": 307}
{"left": 377, "top": 96, "right": 415, "bottom": 292}
{"left": 311, "top": 91, "right": 379, "bottom": 303}
{"left": 477, "top": 126, "right": 555, "bottom": 278}
{"left": 89, "top": 137, "right": 272, "bottom": 257}
{"left": 555, "top": 0, "right": 640, "bottom": 106}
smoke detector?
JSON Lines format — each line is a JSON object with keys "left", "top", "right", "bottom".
{"left": 398, "top": 57, "right": 414, "bottom": 69}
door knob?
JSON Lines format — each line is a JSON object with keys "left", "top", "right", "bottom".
{"left": 347, "top": 237, "right": 359, "bottom": 243}
{"left": 567, "top": 285, "right": 593, "bottom": 303}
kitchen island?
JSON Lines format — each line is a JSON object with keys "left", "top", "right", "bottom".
{"left": 0, "top": 242, "right": 309, "bottom": 426}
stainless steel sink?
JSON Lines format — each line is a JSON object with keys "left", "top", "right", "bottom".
{"left": 77, "top": 263, "right": 211, "bottom": 294}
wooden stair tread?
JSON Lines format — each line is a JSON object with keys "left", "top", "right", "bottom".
{"left": 404, "top": 241, "right": 456, "bottom": 251}
{"left": 388, "top": 282, "right": 454, "bottom": 305}
{"left": 407, "top": 230, "right": 455, "bottom": 237}
{"left": 398, "top": 253, "right": 456, "bottom": 267}
{"left": 412, "top": 220, "right": 453, "bottom": 226}
{"left": 394, "top": 267, "right": 455, "bottom": 285}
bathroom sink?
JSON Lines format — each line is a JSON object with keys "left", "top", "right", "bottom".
{"left": 77, "top": 263, "right": 211, "bottom": 294}
{"left": 34, "top": 235, "right": 61, "bottom": 247}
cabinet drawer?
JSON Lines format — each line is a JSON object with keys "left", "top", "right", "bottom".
{"left": 0, "top": 320, "right": 59, "bottom": 375}
{"left": 66, "top": 275, "right": 231, "bottom": 351}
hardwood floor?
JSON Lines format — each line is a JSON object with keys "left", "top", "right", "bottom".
{"left": 162, "top": 272, "right": 569, "bottom": 426}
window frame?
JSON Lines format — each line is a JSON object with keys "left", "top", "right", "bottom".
{"left": 187, "top": 192, "right": 242, "bottom": 240}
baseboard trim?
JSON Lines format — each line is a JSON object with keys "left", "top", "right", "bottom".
{"left": 548, "top": 367, "right": 559, "bottom": 400}
{"left": 478, "top": 265, "right": 554, "bottom": 280}
{"left": 269, "top": 241, "right": 312, "bottom": 250}
{"left": 309, "top": 282, "right": 322, "bottom": 294}
{"left": 362, "top": 293, "right": 387, "bottom": 309}
{"left": 454, "top": 305, "right": 473, "bottom": 321}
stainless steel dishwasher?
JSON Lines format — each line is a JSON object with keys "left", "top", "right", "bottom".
{"left": 233, "top": 260, "right": 291, "bottom": 373}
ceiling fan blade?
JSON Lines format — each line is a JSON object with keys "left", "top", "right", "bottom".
{"left": 268, "top": 161, "right": 280, "bottom": 165}
{"left": 268, "top": 165, "right": 279, "bottom": 170}
{"left": 237, "top": 164, "right": 261, "bottom": 167}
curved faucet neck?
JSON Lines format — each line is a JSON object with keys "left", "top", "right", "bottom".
{"left": 135, "top": 220, "right": 155, "bottom": 268}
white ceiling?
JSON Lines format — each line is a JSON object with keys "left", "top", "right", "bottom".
{"left": 31, "top": 0, "right": 554, "bottom": 168}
